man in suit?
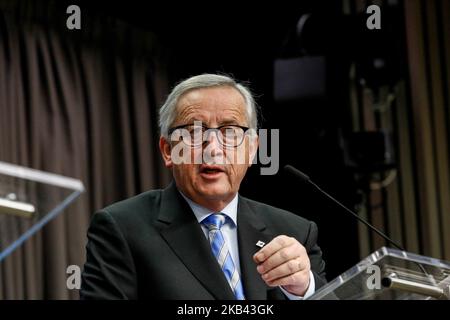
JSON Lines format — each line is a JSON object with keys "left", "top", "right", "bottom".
{"left": 81, "top": 74, "right": 326, "bottom": 300}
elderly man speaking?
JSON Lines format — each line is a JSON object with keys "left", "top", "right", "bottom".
{"left": 80, "top": 74, "right": 326, "bottom": 300}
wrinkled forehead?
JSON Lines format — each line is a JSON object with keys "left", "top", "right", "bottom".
{"left": 174, "top": 86, "right": 247, "bottom": 124}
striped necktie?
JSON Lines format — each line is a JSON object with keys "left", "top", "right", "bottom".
{"left": 202, "top": 213, "right": 245, "bottom": 300}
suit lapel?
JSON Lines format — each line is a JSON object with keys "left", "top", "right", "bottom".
{"left": 237, "top": 197, "right": 275, "bottom": 300}
{"left": 157, "top": 183, "right": 235, "bottom": 300}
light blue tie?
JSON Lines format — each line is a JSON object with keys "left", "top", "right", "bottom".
{"left": 202, "top": 213, "right": 245, "bottom": 300}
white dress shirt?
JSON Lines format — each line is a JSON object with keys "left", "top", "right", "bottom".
{"left": 179, "top": 191, "right": 315, "bottom": 300}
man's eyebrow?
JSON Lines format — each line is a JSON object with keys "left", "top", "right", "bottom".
{"left": 181, "top": 119, "right": 242, "bottom": 126}
{"left": 219, "top": 119, "right": 242, "bottom": 125}
{"left": 182, "top": 118, "right": 205, "bottom": 124}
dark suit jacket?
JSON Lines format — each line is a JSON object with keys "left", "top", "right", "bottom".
{"left": 80, "top": 182, "right": 326, "bottom": 300}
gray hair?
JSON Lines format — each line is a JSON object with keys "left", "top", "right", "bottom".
{"left": 159, "top": 74, "right": 258, "bottom": 138}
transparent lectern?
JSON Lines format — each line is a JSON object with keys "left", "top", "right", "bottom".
{"left": 308, "top": 246, "right": 450, "bottom": 300}
{"left": 0, "top": 161, "right": 84, "bottom": 261}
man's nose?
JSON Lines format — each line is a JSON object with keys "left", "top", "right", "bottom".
{"left": 204, "top": 130, "right": 224, "bottom": 156}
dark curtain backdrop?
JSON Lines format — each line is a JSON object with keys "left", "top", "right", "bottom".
{"left": 347, "top": 0, "right": 450, "bottom": 261}
{"left": 0, "top": 1, "right": 170, "bottom": 299}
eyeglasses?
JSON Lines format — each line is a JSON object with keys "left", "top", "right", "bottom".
{"left": 168, "top": 123, "right": 250, "bottom": 147}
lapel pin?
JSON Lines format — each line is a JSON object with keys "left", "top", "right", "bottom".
{"left": 256, "top": 240, "right": 265, "bottom": 248}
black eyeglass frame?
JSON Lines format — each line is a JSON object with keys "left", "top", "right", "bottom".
{"left": 167, "top": 123, "right": 250, "bottom": 147}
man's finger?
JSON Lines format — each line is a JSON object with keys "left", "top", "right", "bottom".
{"left": 256, "top": 244, "right": 299, "bottom": 274}
{"left": 265, "top": 269, "right": 309, "bottom": 288}
{"left": 260, "top": 258, "right": 304, "bottom": 282}
{"left": 253, "top": 235, "right": 295, "bottom": 263}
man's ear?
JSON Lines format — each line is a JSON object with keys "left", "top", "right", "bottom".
{"left": 159, "top": 136, "right": 173, "bottom": 168}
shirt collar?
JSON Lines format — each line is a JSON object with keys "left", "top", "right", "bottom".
{"left": 179, "top": 190, "right": 239, "bottom": 226}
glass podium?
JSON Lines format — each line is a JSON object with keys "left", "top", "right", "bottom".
{"left": 308, "top": 246, "right": 450, "bottom": 300}
{"left": 0, "top": 161, "right": 84, "bottom": 261}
